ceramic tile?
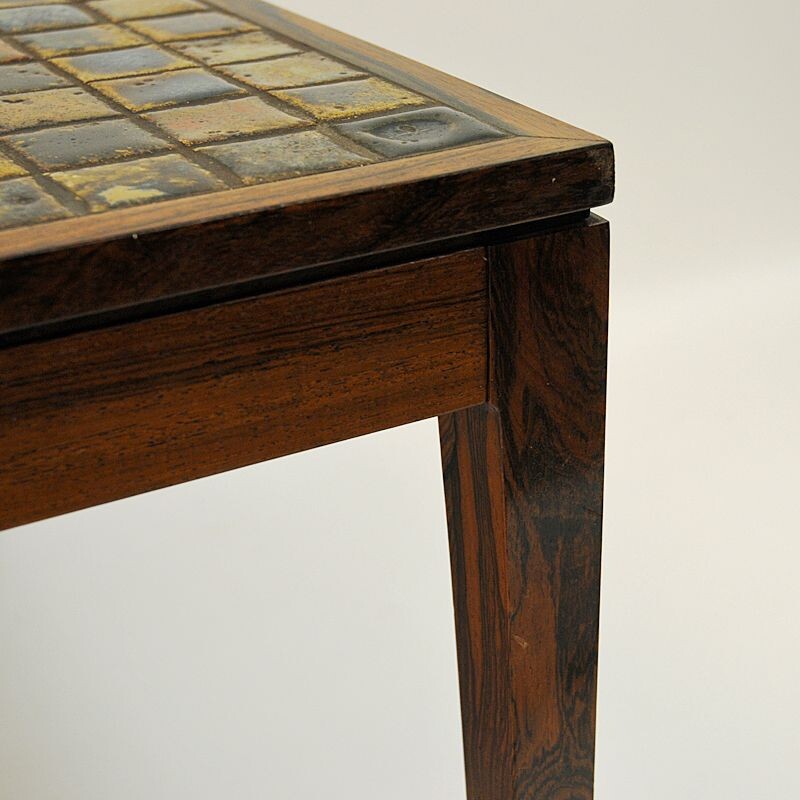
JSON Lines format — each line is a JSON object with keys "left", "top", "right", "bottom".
{"left": 0, "top": 152, "right": 26, "bottom": 178}
{"left": 94, "top": 67, "right": 243, "bottom": 111}
{"left": 337, "top": 106, "right": 505, "bottom": 157}
{"left": 54, "top": 45, "right": 193, "bottom": 82}
{"left": 0, "top": 61, "right": 71, "bottom": 93}
{"left": 201, "top": 129, "right": 370, "bottom": 184}
{"left": 144, "top": 96, "right": 306, "bottom": 145}
{"left": 0, "top": 87, "right": 116, "bottom": 132}
{"left": 0, "top": 0, "right": 66, "bottom": 6}
{"left": 0, "top": 4, "right": 93, "bottom": 33}
{"left": 5, "top": 118, "right": 170, "bottom": 169}
{"left": 170, "top": 31, "right": 297, "bottom": 66}
{"left": 19, "top": 23, "right": 145, "bottom": 57}
{"left": 0, "top": 176, "right": 69, "bottom": 229}
{"left": 127, "top": 11, "right": 257, "bottom": 42}
{"left": 273, "top": 77, "right": 427, "bottom": 121}
{"left": 50, "top": 153, "right": 225, "bottom": 211}
{"left": 0, "top": 40, "right": 29, "bottom": 64}
{"left": 88, "top": 0, "right": 205, "bottom": 21}
{"left": 219, "top": 52, "right": 364, "bottom": 90}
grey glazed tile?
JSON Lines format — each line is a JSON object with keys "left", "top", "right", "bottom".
{"left": 18, "top": 24, "right": 145, "bottom": 57}
{"left": 127, "top": 12, "right": 257, "bottom": 42}
{"left": 88, "top": 0, "right": 205, "bottom": 21}
{"left": 54, "top": 45, "right": 193, "bottom": 82}
{"left": 5, "top": 118, "right": 171, "bottom": 170}
{"left": 218, "top": 52, "right": 364, "bottom": 90}
{"left": 50, "top": 153, "right": 226, "bottom": 211}
{"left": 93, "top": 68, "right": 244, "bottom": 111}
{"left": 0, "top": 87, "right": 116, "bottom": 132}
{"left": 201, "top": 130, "right": 371, "bottom": 184}
{"left": 337, "top": 106, "right": 505, "bottom": 157}
{"left": 170, "top": 31, "right": 297, "bottom": 66}
{"left": 0, "top": 61, "right": 71, "bottom": 93}
{"left": 0, "top": 176, "right": 69, "bottom": 229}
{"left": 0, "top": 4, "right": 93, "bottom": 33}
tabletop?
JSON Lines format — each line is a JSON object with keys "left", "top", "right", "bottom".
{"left": 0, "top": 0, "right": 613, "bottom": 342}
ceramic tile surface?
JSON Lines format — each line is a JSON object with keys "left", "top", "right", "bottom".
{"left": 0, "top": 0, "right": 510, "bottom": 232}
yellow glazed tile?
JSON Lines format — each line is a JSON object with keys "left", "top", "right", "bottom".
{"left": 88, "top": 0, "right": 205, "bottom": 21}
{"left": 170, "top": 31, "right": 297, "bottom": 66}
{"left": 0, "top": 153, "right": 26, "bottom": 179}
{"left": 127, "top": 11, "right": 257, "bottom": 42}
{"left": 54, "top": 45, "right": 193, "bottom": 82}
{"left": 0, "top": 87, "right": 117, "bottom": 132}
{"left": 0, "top": 40, "right": 29, "bottom": 63}
{"left": 219, "top": 52, "right": 364, "bottom": 90}
{"left": 19, "top": 24, "right": 145, "bottom": 57}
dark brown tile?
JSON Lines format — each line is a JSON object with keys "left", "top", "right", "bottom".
{"left": 0, "top": 176, "right": 70, "bottom": 230}
{"left": 18, "top": 23, "right": 145, "bottom": 57}
{"left": 219, "top": 52, "right": 364, "bottom": 90}
{"left": 87, "top": 0, "right": 205, "bottom": 22}
{"left": 0, "top": 61, "right": 72, "bottom": 94}
{"left": 0, "top": 40, "right": 29, "bottom": 64}
{"left": 127, "top": 11, "right": 257, "bottom": 42}
{"left": 54, "top": 45, "right": 193, "bottom": 82}
{"left": 5, "top": 118, "right": 171, "bottom": 169}
{"left": 337, "top": 106, "right": 506, "bottom": 157}
{"left": 201, "top": 130, "right": 371, "bottom": 184}
{"left": 170, "top": 31, "right": 297, "bottom": 66}
{"left": 0, "top": 4, "right": 94, "bottom": 34}
{"left": 0, "top": 87, "right": 116, "bottom": 132}
{"left": 50, "top": 153, "right": 225, "bottom": 211}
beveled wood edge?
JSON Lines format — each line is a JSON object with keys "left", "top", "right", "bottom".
{"left": 0, "top": 135, "right": 606, "bottom": 262}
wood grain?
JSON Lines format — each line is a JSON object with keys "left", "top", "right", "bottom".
{"left": 440, "top": 216, "right": 609, "bottom": 799}
{"left": 0, "top": 249, "right": 487, "bottom": 531}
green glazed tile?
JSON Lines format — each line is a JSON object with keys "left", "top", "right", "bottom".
{"left": 87, "top": 0, "right": 205, "bottom": 22}
{"left": 219, "top": 52, "right": 364, "bottom": 90}
{"left": 54, "top": 45, "right": 193, "bottom": 82}
{"left": 0, "top": 87, "right": 116, "bottom": 132}
{"left": 5, "top": 118, "right": 170, "bottom": 169}
{"left": 337, "top": 106, "right": 505, "bottom": 157}
{"left": 0, "top": 176, "right": 69, "bottom": 229}
{"left": 144, "top": 96, "right": 307, "bottom": 145}
{"left": 0, "top": 4, "right": 93, "bottom": 33}
{"left": 18, "top": 24, "right": 145, "bottom": 57}
{"left": 50, "top": 153, "right": 225, "bottom": 211}
{"left": 0, "top": 152, "right": 26, "bottom": 178}
{"left": 273, "top": 77, "right": 427, "bottom": 121}
{"left": 170, "top": 31, "right": 297, "bottom": 66}
{"left": 0, "top": 40, "right": 29, "bottom": 64}
{"left": 0, "top": 61, "right": 71, "bottom": 93}
{"left": 94, "top": 68, "right": 244, "bottom": 111}
{"left": 127, "top": 12, "right": 257, "bottom": 42}
{"left": 201, "top": 130, "right": 371, "bottom": 184}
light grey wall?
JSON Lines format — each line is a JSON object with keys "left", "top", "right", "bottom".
{"left": 2, "top": 1, "right": 798, "bottom": 798}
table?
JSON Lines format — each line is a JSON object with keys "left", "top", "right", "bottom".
{"left": 0, "top": 1, "right": 614, "bottom": 797}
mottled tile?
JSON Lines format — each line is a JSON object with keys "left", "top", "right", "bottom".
{"left": 337, "top": 106, "right": 505, "bottom": 157}
{"left": 94, "top": 68, "right": 244, "bottom": 111}
{"left": 145, "top": 96, "right": 306, "bottom": 145}
{"left": 54, "top": 45, "right": 193, "bottom": 82}
{"left": 201, "top": 130, "right": 370, "bottom": 184}
{"left": 50, "top": 153, "right": 225, "bottom": 211}
{"left": 0, "top": 0, "right": 66, "bottom": 6}
{"left": 0, "top": 4, "right": 93, "bottom": 33}
{"left": 88, "top": 0, "right": 205, "bottom": 21}
{"left": 273, "top": 77, "right": 427, "bottom": 121}
{"left": 5, "top": 118, "right": 170, "bottom": 169}
{"left": 0, "top": 61, "right": 72, "bottom": 93}
{"left": 0, "top": 40, "right": 29, "bottom": 64}
{"left": 0, "top": 176, "right": 69, "bottom": 229}
{"left": 170, "top": 31, "right": 297, "bottom": 66}
{"left": 128, "top": 11, "right": 257, "bottom": 42}
{"left": 0, "top": 152, "right": 26, "bottom": 178}
{"left": 219, "top": 52, "right": 364, "bottom": 91}
{"left": 18, "top": 24, "right": 145, "bottom": 57}
{"left": 0, "top": 87, "right": 116, "bottom": 132}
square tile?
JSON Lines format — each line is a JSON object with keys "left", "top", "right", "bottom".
{"left": 0, "top": 4, "right": 93, "bottom": 33}
{"left": 170, "top": 31, "right": 297, "bottom": 66}
{"left": 87, "top": 0, "right": 205, "bottom": 21}
{"left": 0, "top": 0, "right": 66, "bottom": 6}
{"left": 144, "top": 96, "right": 306, "bottom": 146}
{"left": 127, "top": 11, "right": 257, "bottom": 42}
{"left": 50, "top": 153, "right": 225, "bottom": 211}
{"left": 54, "top": 45, "right": 193, "bottom": 82}
{"left": 0, "top": 176, "right": 69, "bottom": 229}
{"left": 201, "top": 130, "right": 371, "bottom": 184}
{"left": 272, "top": 77, "right": 427, "bottom": 121}
{"left": 5, "top": 118, "right": 170, "bottom": 169}
{"left": 219, "top": 52, "right": 364, "bottom": 91}
{"left": 18, "top": 24, "right": 145, "bottom": 57}
{"left": 337, "top": 106, "right": 505, "bottom": 157}
{"left": 0, "top": 40, "right": 29, "bottom": 64}
{"left": 0, "top": 87, "right": 116, "bottom": 132}
{"left": 0, "top": 152, "right": 26, "bottom": 178}
{"left": 93, "top": 68, "right": 244, "bottom": 111}
{"left": 0, "top": 61, "right": 72, "bottom": 93}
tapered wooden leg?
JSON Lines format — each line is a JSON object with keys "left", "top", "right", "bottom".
{"left": 440, "top": 216, "right": 609, "bottom": 800}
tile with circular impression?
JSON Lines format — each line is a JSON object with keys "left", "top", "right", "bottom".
{"left": 0, "top": 176, "right": 70, "bottom": 230}
{"left": 0, "top": 40, "right": 29, "bottom": 64}
{"left": 169, "top": 31, "right": 298, "bottom": 66}
{"left": 0, "top": 87, "right": 117, "bottom": 133}
{"left": 0, "top": 4, "right": 94, "bottom": 34}
{"left": 87, "top": 0, "right": 206, "bottom": 22}
{"left": 272, "top": 77, "right": 427, "bottom": 121}
{"left": 127, "top": 11, "right": 257, "bottom": 42}
{"left": 18, "top": 24, "right": 146, "bottom": 57}
{"left": 219, "top": 52, "right": 364, "bottom": 91}
{"left": 54, "top": 45, "right": 193, "bottom": 82}
{"left": 0, "top": 152, "right": 26, "bottom": 179}
{"left": 50, "top": 153, "right": 226, "bottom": 211}
{"left": 5, "top": 118, "right": 171, "bottom": 170}
{"left": 0, "top": 61, "right": 72, "bottom": 93}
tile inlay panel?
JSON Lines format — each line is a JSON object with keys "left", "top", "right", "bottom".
{"left": 0, "top": 0, "right": 510, "bottom": 229}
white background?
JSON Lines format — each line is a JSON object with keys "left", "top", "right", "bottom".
{"left": 2, "top": 1, "right": 799, "bottom": 798}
